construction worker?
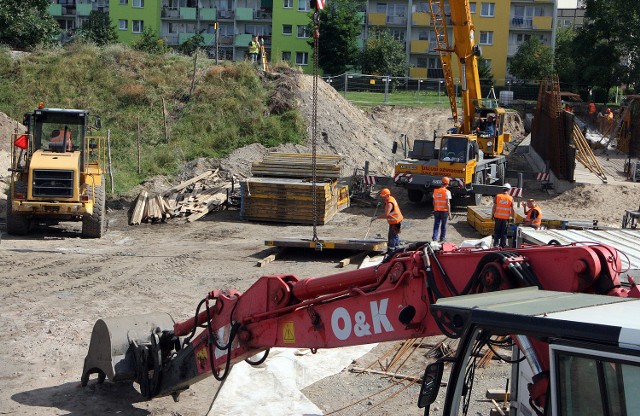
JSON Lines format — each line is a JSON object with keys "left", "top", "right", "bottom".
{"left": 376, "top": 188, "right": 403, "bottom": 251}
{"left": 49, "top": 128, "right": 72, "bottom": 151}
{"left": 491, "top": 183, "right": 515, "bottom": 248}
{"left": 248, "top": 35, "right": 260, "bottom": 63}
{"left": 432, "top": 177, "right": 452, "bottom": 243}
{"left": 523, "top": 199, "right": 542, "bottom": 230}
{"left": 588, "top": 101, "right": 596, "bottom": 124}
{"left": 606, "top": 107, "right": 614, "bottom": 120}
{"left": 485, "top": 115, "right": 496, "bottom": 137}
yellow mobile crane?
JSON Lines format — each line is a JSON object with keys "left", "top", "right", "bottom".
{"left": 393, "top": 0, "right": 511, "bottom": 204}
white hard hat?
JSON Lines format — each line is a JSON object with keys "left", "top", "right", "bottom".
{"left": 503, "top": 183, "right": 511, "bottom": 190}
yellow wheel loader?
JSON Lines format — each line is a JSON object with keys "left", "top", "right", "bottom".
{"left": 7, "top": 104, "right": 106, "bottom": 238}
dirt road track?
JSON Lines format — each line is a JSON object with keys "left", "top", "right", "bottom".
{"left": 0, "top": 195, "right": 483, "bottom": 416}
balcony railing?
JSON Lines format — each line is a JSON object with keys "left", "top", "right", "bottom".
{"left": 386, "top": 15, "right": 407, "bottom": 25}
{"left": 510, "top": 17, "right": 533, "bottom": 28}
{"left": 254, "top": 10, "right": 272, "bottom": 20}
{"left": 218, "top": 10, "right": 234, "bottom": 19}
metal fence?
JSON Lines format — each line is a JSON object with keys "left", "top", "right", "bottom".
{"left": 322, "top": 73, "right": 578, "bottom": 107}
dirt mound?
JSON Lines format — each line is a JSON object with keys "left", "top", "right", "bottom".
{"left": 0, "top": 112, "right": 26, "bottom": 184}
{"left": 544, "top": 183, "right": 640, "bottom": 226}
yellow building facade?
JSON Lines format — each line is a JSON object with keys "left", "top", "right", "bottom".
{"left": 365, "top": 0, "right": 557, "bottom": 85}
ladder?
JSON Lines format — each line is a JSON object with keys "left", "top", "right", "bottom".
{"left": 428, "top": 0, "right": 458, "bottom": 126}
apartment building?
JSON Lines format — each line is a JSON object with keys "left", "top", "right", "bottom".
{"left": 48, "top": 0, "right": 110, "bottom": 42}
{"left": 557, "top": 6, "right": 585, "bottom": 29}
{"left": 49, "top": 0, "right": 558, "bottom": 82}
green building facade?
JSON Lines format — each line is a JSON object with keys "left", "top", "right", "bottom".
{"left": 271, "top": 0, "right": 314, "bottom": 72}
{"left": 109, "top": 0, "right": 161, "bottom": 45}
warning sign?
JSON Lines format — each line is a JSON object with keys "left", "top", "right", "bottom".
{"left": 283, "top": 321, "right": 295, "bottom": 343}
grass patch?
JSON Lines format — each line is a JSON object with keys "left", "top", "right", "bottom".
{"left": 0, "top": 44, "right": 305, "bottom": 194}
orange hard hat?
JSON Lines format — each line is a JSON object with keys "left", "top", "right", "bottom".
{"left": 379, "top": 188, "right": 391, "bottom": 197}
{"left": 441, "top": 177, "right": 450, "bottom": 185}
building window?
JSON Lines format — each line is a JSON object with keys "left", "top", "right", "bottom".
{"left": 298, "top": 0, "right": 309, "bottom": 11}
{"left": 376, "top": 2, "right": 387, "bottom": 13}
{"left": 479, "top": 31, "right": 493, "bottom": 45}
{"left": 282, "top": 51, "right": 291, "bottom": 61}
{"left": 284, "top": 0, "right": 292, "bottom": 8}
{"left": 297, "top": 25, "right": 309, "bottom": 38}
{"left": 133, "top": 0, "right": 143, "bottom": 7}
{"left": 296, "top": 51, "right": 308, "bottom": 65}
{"left": 133, "top": 20, "right": 144, "bottom": 34}
{"left": 119, "top": 19, "right": 128, "bottom": 30}
{"left": 120, "top": 0, "right": 127, "bottom": 4}
{"left": 283, "top": 24, "right": 292, "bottom": 35}
{"left": 469, "top": 2, "right": 476, "bottom": 13}
{"left": 481, "top": 2, "right": 495, "bottom": 17}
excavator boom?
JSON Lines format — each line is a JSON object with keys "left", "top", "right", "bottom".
{"left": 82, "top": 242, "right": 639, "bottom": 403}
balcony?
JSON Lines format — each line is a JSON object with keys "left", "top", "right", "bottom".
{"left": 235, "top": 8, "right": 254, "bottom": 21}
{"left": 254, "top": 9, "right": 272, "bottom": 20}
{"left": 368, "top": 13, "right": 386, "bottom": 26}
{"left": 508, "top": 43, "right": 520, "bottom": 56}
{"left": 180, "top": 7, "right": 197, "bottom": 20}
{"left": 162, "top": 7, "right": 180, "bottom": 18}
{"left": 77, "top": 4, "right": 92, "bottom": 16}
{"left": 201, "top": 8, "right": 217, "bottom": 21}
{"left": 532, "top": 15, "right": 553, "bottom": 30}
{"left": 386, "top": 15, "right": 407, "bottom": 26}
{"left": 235, "top": 33, "right": 252, "bottom": 47}
{"left": 48, "top": 4, "right": 62, "bottom": 16}
{"left": 410, "top": 40, "right": 429, "bottom": 54}
{"left": 164, "top": 34, "right": 179, "bottom": 45}
{"left": 412, "top": 12, "right": 430, "bottom": 26}
{"left": 218, "top": 10, "right": 235, "bottom": 19}
{"left": 219, "top": 36, "right": 234, "bottom": 45}
{"left": 409, "top": 67, "right": 428, "bottom": 78}
{"left": 510, "top": 17, "right": 533, "bottom": 28}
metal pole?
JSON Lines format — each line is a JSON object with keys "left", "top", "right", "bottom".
{"left": 384, "top": 76, "right": 389, "bottom": 103}
{"left": 215, "top": 24, "right": 219, "bottom": 64}
{"left": 438, "top": 80, "right": 442, "bottom": 104}
{"left": 344, "top": 73, "right": 348, "bottom": 98}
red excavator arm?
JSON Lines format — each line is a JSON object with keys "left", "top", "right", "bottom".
{"left": 81, "top": 242, "right": 640, "bottom": 402}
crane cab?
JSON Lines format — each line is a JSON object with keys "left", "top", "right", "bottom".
{"left": 471, "top": 103, "right": 511, "bottom": 157}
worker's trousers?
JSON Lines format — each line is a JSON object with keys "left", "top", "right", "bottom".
{"left": 387, "top": 222, "right": 401, "bottom": 251}
{"left": 432, "top": 211, "right": 448, "bottom": 242}
{"left": 493, "top": 218, "right": 509, "bottom": 248}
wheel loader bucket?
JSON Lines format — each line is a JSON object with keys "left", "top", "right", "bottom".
{"left": 81, "top": 313, "right": 175, "bottom": 387}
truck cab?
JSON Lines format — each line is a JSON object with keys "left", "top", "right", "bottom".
{"left": 419, "top": 288, "right": 640, "bottom": 415}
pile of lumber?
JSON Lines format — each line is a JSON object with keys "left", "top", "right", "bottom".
{"left": 129, "top": 169, "right": 234, "bottom": 225}
{"left": 251, "top": 153, "right": 342, "bottom": 179}
{"left": 241, "top": 177, "right": 346, "bottom": 224}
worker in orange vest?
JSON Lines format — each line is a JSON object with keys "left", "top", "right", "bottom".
{"left": 376, "top": 188, "right": 403, "bottom": 251}
{"left": 432, "top": 177, "right": 452, "bottom": 242}
{"left": 49, "top": 128, "right": 72, "bottom": 151}
{"left": 588, "top": 101, "right": 596, "bottom": 124}
{"left": 523, "top": 199, "right": 542, "bottom": 230}
{"left": 491, "top": 183, "right": 515, "bottom": 248}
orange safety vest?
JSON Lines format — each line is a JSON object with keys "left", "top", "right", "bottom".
{"left": 51, "top": 130, "right": 72, "bottom": 150}
{"left": 494, "top": 193, "right": 513, "bottom": 220}
{"left": 433, "top": 187, "right": 449, "bottom": 212}
{"left": 525, "top": 206, "right": 542, "bottom": 229}
{"left": 385, "top": 196, "right": 403, "bottom": 225}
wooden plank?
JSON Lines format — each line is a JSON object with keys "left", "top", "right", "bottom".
{"left": 162, "top": 169, "right": 217, "bottom": 196}
{"left": 256, "top": 248, "right": 286, "bottom": 267}
{"left": 338, "top": 251, "right": 370, "bottom": 268}
{"left": 486, "top": 389, "right": 510, "bottom": 401}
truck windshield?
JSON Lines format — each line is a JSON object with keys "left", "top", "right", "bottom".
{"left": 440, "top": 137, "right": 468, "bottom": 163}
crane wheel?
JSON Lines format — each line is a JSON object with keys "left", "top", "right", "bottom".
{"left": 6, "top": 182, "right": 31, "bottom": 235}
{"left": 407, "top": 189, "right": 424, "bottom": 203}
{"left": 82, "top": 178, "right": 106, "bottom": 238}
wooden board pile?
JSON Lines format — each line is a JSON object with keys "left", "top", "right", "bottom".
{"left": 251, "top": 153, "right": 342, "bottom": 179}
{"left": 129, "top": 169, "right": 234, "bottom": 225}
{"left": 242, "top": 152, "right": 348, "bottom": 225}
{"left": 241, "top": 177, "right": 342, "bottom": 224}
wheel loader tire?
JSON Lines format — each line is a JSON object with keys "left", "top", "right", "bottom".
{"left": 497, "top": 163, "right": 505, "bottom": 185}
{"left": 6, "top": 182, "right": 31, "bottom": 235}
{"left": 407, "top": 189, "right": 424, "bottom": 203}
{"left": 82, "top": 178, "right": 106, "bottom": 238}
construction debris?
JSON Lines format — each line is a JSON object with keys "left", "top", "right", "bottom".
{"left": 128, "top": 169, "right": 237, "bottom": 225}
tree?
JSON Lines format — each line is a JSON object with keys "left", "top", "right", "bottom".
{"left": 477, "top": 56, "right": 494, "bottom": 86}
{"left": 76, "top": 11, "right": 118, "bottom": 46}
{"left": 554, "top": 27, "right": 578, "bottom": 85}
{"left": 572, "top": 0, "right": 640, "bottom": 93}
{"left": 178, "top": 31, "right": 204, "bottom": 56}
{"left": 133, "top": 29, "right": 169, "bottom": 55}
{"left": 311, "top": 0, "right": 363, "bottom": 75}
{"left": 360, "top": 29, "right": 408, "bottom": 78}
{"left": 508, "top": 38, "right": 554, "bottom": 81}
{"left": 0, "top": 0, "right": 59, "bottom": 49}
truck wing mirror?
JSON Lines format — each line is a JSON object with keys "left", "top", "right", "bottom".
{"left": 417, "top": 361, "right": 445, "bottom": 409}
{"left": 392, "top": 141, "right": 398, "bottom": 154}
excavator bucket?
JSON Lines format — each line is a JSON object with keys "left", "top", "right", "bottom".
{"left": 81, "top": 313, "right": 175, "bottom": 387}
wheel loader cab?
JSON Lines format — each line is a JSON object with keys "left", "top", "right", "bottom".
{"left": 29, "top": 110, "right": 87, "bottom": 154}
